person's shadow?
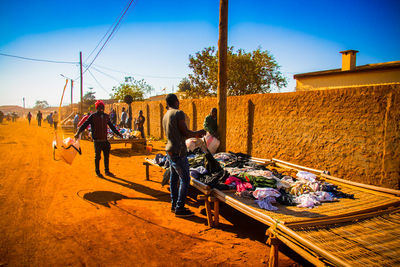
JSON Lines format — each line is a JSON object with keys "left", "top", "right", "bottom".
{"left": 83, "top": 191, "right": 131, "bottom": 208}
{"left": 98, "top": 174, "right": 171, "bottom": 204}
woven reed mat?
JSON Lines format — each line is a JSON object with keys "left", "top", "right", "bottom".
{"left": 293, "top": 212, "right": 400, "bottom": 266}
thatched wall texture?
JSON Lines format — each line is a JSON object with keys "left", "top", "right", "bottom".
{"left": 106, "top": 84, "right": 400, "bottom": 189}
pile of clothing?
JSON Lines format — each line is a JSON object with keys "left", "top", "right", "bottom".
{"left": 106, "top": 127, "right": 141, "bottom": 140}
{"left": 153, "top": 151, "right": 354, "bottom": 211}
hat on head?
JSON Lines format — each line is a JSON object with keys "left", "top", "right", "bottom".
{"left": 95, "top": 100, "right": 105, "bottom": 109}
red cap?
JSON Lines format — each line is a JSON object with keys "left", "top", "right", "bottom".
{"left": 95, "top": 100, "right": 105, "bottom": 109}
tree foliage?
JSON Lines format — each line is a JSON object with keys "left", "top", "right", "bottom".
{"left": 177, "top": 77, "right": 192, "bottom": 92}
{"left": 33, "top": 100, "right": 49, "bottom": 109}
{"left": 111, "top": 76, "right": 154, "bottom": 102}
{"left": 83, "top": 88, "right": 96, "bottom": 111}
{"left": 186, "top": 46, "right": 287, "bottom": 98}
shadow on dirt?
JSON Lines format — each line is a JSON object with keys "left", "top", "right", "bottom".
{"left": 110, "top": 148, "right": 147, "bottom": 158}
{"left": 98, "top": 175, "right": 171, "bottom": 204}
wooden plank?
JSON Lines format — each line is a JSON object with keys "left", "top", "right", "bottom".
{"left": 212, "top": 189, "right": 277, "bottom": 226}
{"left": 213, "top": 198, "right": 220, "bottom": 227}
{"left": 108, "top": 138, "right": 146, "bottom": 144}
{"left": 287, "top": 205, "right": 400, "bottom": 229}
{"left": 321, "top": 173, "right": 400, "bottom": 196}
{"left": 266, "top": 229, "right": 329, "bottom": 267}
{"left": 272, "top": 158, "right": 324, "bottom": 174}
{"left": 205, "top": 198, "right": 214, "bottom": 227}
{"left": 273, "top": 225, "right": 352, "bottom": 267}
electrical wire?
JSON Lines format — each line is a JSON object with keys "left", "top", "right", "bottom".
{"left": 90, "top": 65, "right": 121, "bottom": 83}
{"left": 82, "top": 0, "right": 136, "bottom": 76}
{"left": 93, "top": 63, "right": 184, "bottom": 79}
{"left": 87, "top": 68, "right": 111, "bottom": 95}
{"left": 84, "top": 0, "right": 133, "bottom": 64}
{"left": 0, "top": 52, "right": 77, "bottom": 64}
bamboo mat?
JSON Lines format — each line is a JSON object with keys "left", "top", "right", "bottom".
{"left": 221, "top": 188, "right": 399, "bottom": 224}
{"left": 293, "top": 212, "right": 400, "bottom": 266}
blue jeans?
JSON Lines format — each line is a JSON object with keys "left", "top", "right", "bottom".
{"left": 167, "top": 154, "right": 190, "bottom": 210}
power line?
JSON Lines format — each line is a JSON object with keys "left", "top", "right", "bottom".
{"left": 84, "top": 0, "right": 133, "bottom": 65}
{"left": 90, "top": 65, "right": 121, "bottom": 83}
{"left": 93, "top": 64, "right": 184, "bottom": 79}
{"left": 87, "top": 68, "right": 111, "bottom": 95}
{"left": 82, "top": 0, "right": 136, "bottom": 76}
{"left": 0, "top": 52, "right": 78, "bottom": 64}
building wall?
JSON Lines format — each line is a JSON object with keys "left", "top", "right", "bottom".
{"left": 296, "top": 68, "right": 400, "bottom": 91}
{"left": 105, "top": 84, "right": 400, "bottom": 189}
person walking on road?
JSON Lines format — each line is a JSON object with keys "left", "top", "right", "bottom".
{"left": 36, "top": 110, "right": 42, "bottom": 126}
{"left": 73, "top": 113, "right": 80, "bottom": 132}
{"left": 75, "top": 100, "right": 123, "bottom": 178}
{"left": 27, "top": 112, "right": 32, "bottom": 125}
{"left": 162, "top": 94, "right": 206, "bottom": 217}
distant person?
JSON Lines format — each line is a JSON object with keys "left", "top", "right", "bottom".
{"left": 73, "top": 113, "right": 80, "bottom": 132}
{"left": 120, "top": 107, "right": 127, "bottom": 128}
{"left": 75, "top": 100, "right": 123, "bottom": 178}
{"left": 36, "top": 110, "right": 42, "bottom": 126}
{"left": 203, "top": 108, "right": 218, "bottom": 137}
{"left": 109, "top": 109, "right": 117, "bottom": 125}
{"left": 135, "top": 110, "right": 146, "bottom": 138}
{"left": 27, "top": 112, "right": 32, "bottom": 125}
{"left": 0, "top": 111, "right": 4, "bottom": 123}
{"left": 53, "top": 111, "right": 59, "bottom": 130}
{"left": 77, "top": 112, "right": 91, "bottom": 140}
{"left": 48, "top": 112, "right": 53, "bottom": 127}
{"left": 11, "top": 112, "right": 17, "bottom": 122}
{"left": 162, "top": 94, "right": 206, "bottom": 217}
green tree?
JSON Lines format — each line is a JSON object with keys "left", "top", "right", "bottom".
{"left": 111, "top": 76, "right": 154, "bottom": 102}
{"left": 177, "top": 77, "right": 192, "bottom": 93}
{"left": 83, "top": 88, "right": 96, "bottom": 111}
{"left": 187, "top": 46, "right": 287, "bottom": 98}
{"left": 33, "top": 100, "right": 49, "bottom": 109}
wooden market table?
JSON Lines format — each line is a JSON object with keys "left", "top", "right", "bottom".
{"left": 143, "top": 155, "right": 400, "bottom": 266}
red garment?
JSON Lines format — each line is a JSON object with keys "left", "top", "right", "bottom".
{"left": 77, "top": 114, "right": 90, "bottom": 127}
{"left": 225, "top": 176, "right": 253, "bottom": 192}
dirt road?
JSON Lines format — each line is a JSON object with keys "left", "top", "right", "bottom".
{"left": 0, "top": 121, "right": 298, "bottom": 266}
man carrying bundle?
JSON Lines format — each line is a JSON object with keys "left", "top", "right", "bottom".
{"left": 75, "top": 100, "right": 123, "bottom": 178}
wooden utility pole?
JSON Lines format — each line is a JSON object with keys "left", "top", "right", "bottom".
{"left": 71, "top": 80, "right": 73, "bottom": 113}
{"left": 79, "top": 52, "right": 83, "bottom": 114}
{"left": 218, "top": 0, "right": 228, "bottom": 151}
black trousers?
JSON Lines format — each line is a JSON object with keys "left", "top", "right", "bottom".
{"left": 94, "top": 141, "right": 111, "bottom": 173}
{"left": 138, "top": 127, "right": 145, "bottom": 138}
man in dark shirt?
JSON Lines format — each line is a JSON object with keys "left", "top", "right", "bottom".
{"left": 135, "top": 110, "right": 146, "bottom": 138}
{"left": 203, "top": 108, "right": 218, "bottom": 137}
{"left": 162, "top": 94, "right": 206, "bottom": 217}
{"left": 75, "top": 100, "right": 123, "bottom": 178}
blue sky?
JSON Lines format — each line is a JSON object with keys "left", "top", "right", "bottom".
{"left": 1, "top": 0, "right": 399, "bottom": 107}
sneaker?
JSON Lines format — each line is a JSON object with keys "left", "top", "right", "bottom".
{"left": 96, "top": 171, "right": 104, "bottom": 178}
{"left": 105, "top": 171, "right": 115, "bottom": 177}
{"left": 171, "top": 207, "right": 176, "bottom": 213}
{"left": 175, "top": 208, "right": 194, "bottom": 217}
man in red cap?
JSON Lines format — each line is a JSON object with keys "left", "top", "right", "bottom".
{"left": 75, "top": 100, "right": 123, "bottom": 178}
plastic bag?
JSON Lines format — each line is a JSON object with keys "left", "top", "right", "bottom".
{"left": 185, "top": 138, "right": 206, "bottom": 152}
{"left": 53, "top": 134, "right": 81, "bottom": 165}
{"left": 205, "top": 133, "right": 220, "bottom": 154}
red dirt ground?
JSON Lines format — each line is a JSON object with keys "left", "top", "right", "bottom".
{"left": 0, "top": 120, "right": 300, "bottom": 266}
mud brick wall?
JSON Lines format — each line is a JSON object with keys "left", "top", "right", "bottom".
{"left": 245, "top": 85, "right": 400, "bottom": 189}
{"left": 105, "top": 84, "right": 400, "bottom": 189}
